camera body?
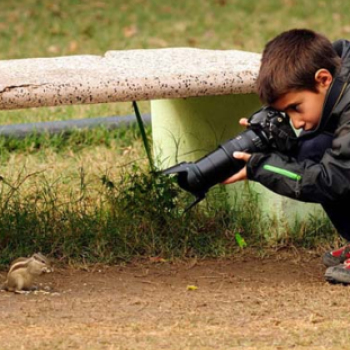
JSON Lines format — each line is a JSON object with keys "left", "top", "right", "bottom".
{"left": 162, "top": 107, "right": 298, "bottom": 209}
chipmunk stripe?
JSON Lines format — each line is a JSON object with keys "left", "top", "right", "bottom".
{"left": 33, "top": 253, "right": 47, "bottom": 264}
{"left": 8, "top": 261, "right": 29, "bottom": 274}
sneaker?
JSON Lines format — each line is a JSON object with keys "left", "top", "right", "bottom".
{"left": 325, "top": 258, "right": 350, "bottom": 284}
{"left": 322, "top": 244, "right": 350, "bottom": 267}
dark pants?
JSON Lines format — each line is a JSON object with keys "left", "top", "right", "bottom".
{"left": 297, "top": 133, "right": 350, "bottom": 240}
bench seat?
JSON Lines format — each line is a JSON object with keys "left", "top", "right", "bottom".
{"left": 0, "top": 48, "right": 260, "bottom": 110}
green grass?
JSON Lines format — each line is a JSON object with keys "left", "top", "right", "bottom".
{"left": 0, "top": 124, "right": 338, "bottom": 265}
{"left": 0, "top": 0, "right": 346, "bottom": 263}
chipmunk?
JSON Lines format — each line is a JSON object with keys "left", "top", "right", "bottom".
{"left": 1, "top": 253, "right": 53, "bottom": 292}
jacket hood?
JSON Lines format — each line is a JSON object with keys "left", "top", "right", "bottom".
{"left": 301, "top": 39, "right": 350, "bottom": 138}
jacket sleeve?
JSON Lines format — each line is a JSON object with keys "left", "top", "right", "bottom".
{"left": 246, "top": 120, "right": 350, "bottom": 204}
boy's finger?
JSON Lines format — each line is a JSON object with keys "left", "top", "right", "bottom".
{"left": 233, "top": 151, "right": 251, "bottom": 162}
{"left": 226, "top": 169, "right": 246, "bottom": 183}
{"left": 239, "top": 118, "right": 250, "bottom": 127}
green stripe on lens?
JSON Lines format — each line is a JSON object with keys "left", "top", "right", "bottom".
{"left": 263, "top": 165, "right": 302, "bottom": 181}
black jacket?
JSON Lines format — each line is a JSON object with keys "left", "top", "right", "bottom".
{"left": 247, "top": 39, "right": 350, "bottom": 204}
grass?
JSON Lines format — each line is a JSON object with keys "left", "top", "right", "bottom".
{"left": 0, "top": 123, "right": 338, "bottom": 265}
{"left": 0, "top": 0, "right": 346, "bottom": 263}
{"left": 0, "top": 127, "right": 241, "bottom": 264}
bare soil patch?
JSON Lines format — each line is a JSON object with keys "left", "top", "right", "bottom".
{"left": 0, "top": 249, "right": 349, "bottom": 350}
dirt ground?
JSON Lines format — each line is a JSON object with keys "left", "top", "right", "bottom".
{"left": 0, "top": 249, "right": 350, "bottom": 350}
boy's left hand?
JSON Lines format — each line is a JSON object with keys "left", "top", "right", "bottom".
{"left": 221, "top": 151, "right": 251, "bottom": 184}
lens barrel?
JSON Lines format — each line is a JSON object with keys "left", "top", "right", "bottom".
{"left": 162, "top": 107, "right": 296, "bottom": 208}
{"left": 163, "top": 128, "right": 269, "bottom": 198}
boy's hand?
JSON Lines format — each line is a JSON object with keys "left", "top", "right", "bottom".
{"left": 221, "top": 118, "right": 251, "bottom": 184}
{"left": 221, "top": 151, "right": 251, "bottom": 184}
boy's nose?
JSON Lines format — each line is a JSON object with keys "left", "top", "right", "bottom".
{"left": 292, "top": 119, "right": 305, "bottom": 130}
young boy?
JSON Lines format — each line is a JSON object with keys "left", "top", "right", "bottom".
{"left": 224, "top": 28, "right": 350, "bottom": 284}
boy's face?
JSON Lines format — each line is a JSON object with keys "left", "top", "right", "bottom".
{"left": 270, "top": 68, "right": 333, "bottom": 131}
{"left": 271, "top": 89, "right": 327, "bottom": 131}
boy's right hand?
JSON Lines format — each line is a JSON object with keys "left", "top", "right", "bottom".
{"left": 222, "top": 151, "right": 251, "bottom": 184}
{"left": 221, "top": 118, "right": 251, "bottom": 185}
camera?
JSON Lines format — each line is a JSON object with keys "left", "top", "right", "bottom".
{"left": 162, "top": 107, "right": 298, "bottom": 210}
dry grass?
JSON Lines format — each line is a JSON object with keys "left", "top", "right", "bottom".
{"left": 0, "top": 138, "right": 145, "bottom": 207}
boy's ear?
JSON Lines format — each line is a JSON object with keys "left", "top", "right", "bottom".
{"left": 315, "top": 69, "right": 333, "bottom": 89}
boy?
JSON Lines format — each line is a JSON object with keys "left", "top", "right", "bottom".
{"left": 223, "top": 28, "right": 350, "bottom": 284}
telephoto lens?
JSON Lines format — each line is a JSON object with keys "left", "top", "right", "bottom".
{"left": 162, "top": 107, "right": 297, "bottom": 209}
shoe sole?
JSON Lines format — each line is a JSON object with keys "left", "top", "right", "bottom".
{"left": 323, "top": 252, "right": 344, "bottom": 267}
{"left": 324, "top": 275, "right": 349, "bottom": 284}
{"left": 325, "top": 266, "right": 350, "bottom": 284}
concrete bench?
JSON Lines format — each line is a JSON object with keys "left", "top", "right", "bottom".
{"left": 0, "top": 48, "right": 323, "bottom": 230}
{"left": 0, "top": 48, "right": 260, "bottom": 109}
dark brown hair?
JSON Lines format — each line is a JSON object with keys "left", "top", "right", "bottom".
{"left": 256, "top": 29, "right": 341, "bottom": 104}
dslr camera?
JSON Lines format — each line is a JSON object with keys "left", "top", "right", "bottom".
{"left": 162, "top": 107, "right": 298, "bottom": 210}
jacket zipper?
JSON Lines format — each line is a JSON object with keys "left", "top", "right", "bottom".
{"left": 263, "top": 165, "right": 301, "bottom": 198}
